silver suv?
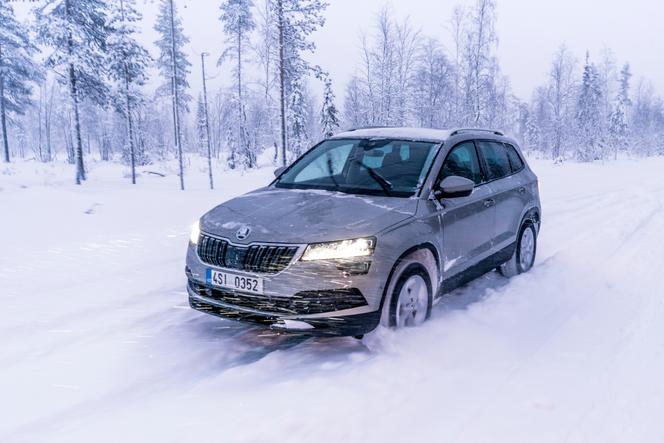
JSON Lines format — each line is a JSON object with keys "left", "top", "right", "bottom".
{"left": 185, "top": 128, "right": 541, "bottom": 336}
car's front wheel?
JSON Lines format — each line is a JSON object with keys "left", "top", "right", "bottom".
{"left": 391, "top": 264, "right": 432, "bottom": 327}
{"left": 380, "top": 249, "right": 437, "bottom": 329}
{"left": 498, "top": 221, "right": 537, "bottom": 277}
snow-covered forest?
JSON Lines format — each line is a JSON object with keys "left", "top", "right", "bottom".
{"left": 1, "top": 0, "right": 663, "bottom": 186}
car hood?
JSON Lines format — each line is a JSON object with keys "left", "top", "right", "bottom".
{"left": 200, "top": 187, "right": 418, "bottom": 244}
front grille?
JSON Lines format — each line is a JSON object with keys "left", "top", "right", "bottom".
{"left": 189, "top": 280, "right": 367, "bottom": 315}
{"left": 197, "top": 234, "right": 298, "bottom": 274}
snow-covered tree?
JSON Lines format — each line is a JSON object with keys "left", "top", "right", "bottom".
{"left": 219, "top": 0, "right": 255, "bottom": 168}
{"left": 449, "top": 5, "right": 466, "bottom": 126}
{"left": 546, "top": 45, "right": 577, "bottom": 160}
{"left": 0, "top": 2, "right": 43, "bottom": 163}
{"left": 35, "top": 0, "right": 110, "bottom": 183}
{"left": 412, "top": 39, "right": 454, "bottom": 128}
{"left": 619, "top": 63, "right": 632, "bottom": 107}
{"left": 462, "top": 0, "right": 498, "bottom": 125}
{"left": 348, "top": 8, "right": 421, "bottom": 127}
{"left": 576, "top": 53, "right": 604, "bottom": 161}
{"left": 609, "top": 96, "right": 628, "bottom": 158}
{"left": 107, "top": 0, "right": 151, "bottom": 184}
{"left": 273, "top": 0, "right": 329, "bottom": 165}
{"left": 154, "top": 0, "right": 192, "bottom": 190}
{"left": 255, "top": 0, "right": 279, "bottom": 160}
{"left": 343, "top": 76, "right": 369, "bottom": 129}
{"left": 320, "top": 75, "right": 339, "bottom": 138}
{"left": 287, "top": 76, "right": 310, "bottom": 158}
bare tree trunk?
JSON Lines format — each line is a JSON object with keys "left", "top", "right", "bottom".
{"left": 45, "top": 83, "right": 54, "bottom": 162}
{"left": 277, "top": 0, "right": 287, "bottom": 167}
{"left": 1, "top": 75, "right": 9, "bottom": 164}
{"left": 37, "top": 86, "right": 43, "bottom": 161}
{"left": 0, "top": 44, "right": 9, "bottom": 163}
{"left": 64, "top": 0, "right": 85, "bottom": 183}
{"left": 124, "top": 75, "right": 137, "bottom": 184}
{"left": 237, "top": 27, "right": 247, "bottom": 168}
{"left": 201, "top": 53, "right": 214, "bottom": 190}
{"left": 168, "top": 0, "right": 185, "bottom": 190}
{"left": 70, "top": 63, "right": 86, "bottom": 184}
{"left": 118, "top": 0, "right": 138, "bottom": 184}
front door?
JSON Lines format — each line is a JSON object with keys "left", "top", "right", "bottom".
{"left": 435, "top": 141, "right": 495, "bottom": 280}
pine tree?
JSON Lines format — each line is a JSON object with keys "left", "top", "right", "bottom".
{"left": 608, "top": 63, "right": 632, "bottom": 158}
{"left": 287, "top": 75, "right": 309, "bottom": 158}
{"left": 576, "top": 52, "right": 603, "bottom": 161}
{"left": 273, "top": 0, "right": 329, "bottom": 165}
{"left": 619, "top": 63, "right": 632, "bottom": 107}
{"left": 35, "top": 0, "right": 110, "bottom": 183}
{"left": 219, "top": 0, "right": 255, "bottom": 168}
{"left": 320, "top": 75, "right": 339, "bottom": 138}
{"left": 154, "top": 0, "right": 192, "bottom": 190}
{"left": 609, "top": 97, "right": 628, "bottom": 158}
{"left": 0, "top": 3, "right": 43, "bottom": 163}
{"left": 107, "top": 0, "right": 151, "bottom": 184}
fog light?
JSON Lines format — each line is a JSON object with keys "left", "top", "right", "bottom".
{"left": 336, "top": 260, "right": 371, "bottom": 275}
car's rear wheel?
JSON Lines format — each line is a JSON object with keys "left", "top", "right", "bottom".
{"left": 498, "top": 222, "right": 537, "bottom": 277}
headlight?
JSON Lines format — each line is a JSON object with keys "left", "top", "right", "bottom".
{"left": 301, "top": 237, "right": 375, "bottom": 261}
{"left": 190, "top": 221, "right": 201, "bottom": 245}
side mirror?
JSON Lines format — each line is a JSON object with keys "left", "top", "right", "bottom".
{"left": 274, "top": 166, "right": 287, "bottom": 177}
{"left": 436, "top": 176, "right": 475, "bottom": 198}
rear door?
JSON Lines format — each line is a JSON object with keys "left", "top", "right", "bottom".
{"left": 476, "top": 141, "right": 529, "bottom": 252}
{"left": 437, "top": 141, "right": 495, "bottom": 278}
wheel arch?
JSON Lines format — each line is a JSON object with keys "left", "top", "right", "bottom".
{"left": 521, "top": 206, "right": 541, "bottom": 233}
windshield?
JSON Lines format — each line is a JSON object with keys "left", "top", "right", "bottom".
{"left": 275, "top": 139, "right": 439, "bottom": 197}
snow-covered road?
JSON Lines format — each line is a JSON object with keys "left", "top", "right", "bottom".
{"left": 2, "top": 158, "right": 664, "bottom": 443}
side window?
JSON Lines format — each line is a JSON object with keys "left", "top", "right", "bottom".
{"left": 477, "top": 141, "right": 511, "bottom": 180}
{"left": 504, "top": 144, "right": 525, "bottom": 173}
{"left": 439, "top": 142, "right": 483, "bottom": 185}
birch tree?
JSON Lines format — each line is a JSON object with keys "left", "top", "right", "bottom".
{"left": 462, "top": 0, "right": 497, "bottom": 125}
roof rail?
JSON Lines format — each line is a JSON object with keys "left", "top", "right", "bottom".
{"left": 345, "top": 126, "right": 396, "bottom": 132}
{"left": 449, "top": 128, "right": 504, "bottom": 137}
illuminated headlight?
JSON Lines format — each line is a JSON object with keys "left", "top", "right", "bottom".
{"left": 190, "top": 221, "right": 201, "bottom": 245}
{"left": 301, "top": 237, "right": 375, "bottom": 261}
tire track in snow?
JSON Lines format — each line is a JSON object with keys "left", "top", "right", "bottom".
{"left": 450, "top": 184, "right": 664, "bottom": 442}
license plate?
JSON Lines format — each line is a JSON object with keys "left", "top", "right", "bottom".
{"left": 206, "top": 268, "right": 264, "bottom": 295}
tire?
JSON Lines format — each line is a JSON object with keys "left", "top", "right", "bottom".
{"left": 498, "top": 222, "right": 537, "bottom": 278}
{"left": 387, "top": 263, "right": 433, "bottom": 328}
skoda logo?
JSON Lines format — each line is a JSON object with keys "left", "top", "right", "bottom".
{"left": 236, "top": 225, "right": 252, "bottom": 241}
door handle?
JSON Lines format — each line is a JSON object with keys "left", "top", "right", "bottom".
{"left": 518, "top": 187, "right": 527, "bottom": 194}
{"left": 483, "top": 199, "right": 495, "bottom": 208}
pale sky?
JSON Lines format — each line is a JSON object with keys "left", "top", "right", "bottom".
{"left": 16, "top": 0, "right": 664, "bottom": 102}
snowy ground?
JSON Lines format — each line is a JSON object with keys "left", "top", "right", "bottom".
{"left": 2, "top": 155, "right": 664, "bottom": 443}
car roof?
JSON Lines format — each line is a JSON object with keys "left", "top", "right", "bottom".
{"left": 331, "top": 127, "right": 506, "bottom": 144}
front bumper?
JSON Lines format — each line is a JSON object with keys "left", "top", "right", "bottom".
{"left": 185, "top": 234, "right": 394, "bottom": 335}
{"left": 187, "top": 283, "right": 381, "bottom": 336}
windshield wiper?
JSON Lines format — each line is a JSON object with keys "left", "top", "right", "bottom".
{"left": 326, "top": 155, "right": 341, "bottom": 190}
{"left": 354, "top": 160, "right": 393, "bottom": 196}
